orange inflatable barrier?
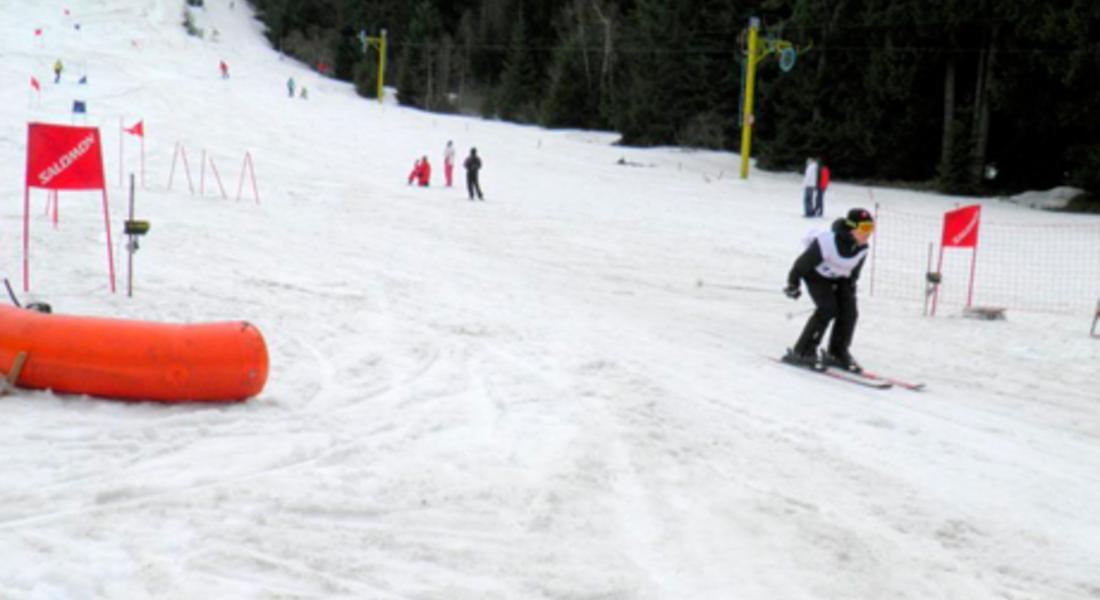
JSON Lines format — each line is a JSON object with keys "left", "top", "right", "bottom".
{"left": 0, "top": 305, "right": 268, "bottom": 402}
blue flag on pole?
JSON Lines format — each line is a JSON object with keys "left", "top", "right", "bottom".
{"left": 72, "top": 100, "right": 86, "bottom": 113}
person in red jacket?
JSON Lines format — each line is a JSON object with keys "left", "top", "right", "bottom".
{"left": 407, "top": 156, "right": 431, "bottom": 187}
{"left": 814, "top": 162, "right": 830, "bottom": 217}
{"left": 417, "top": 156, "right": 431, "bottom": 186}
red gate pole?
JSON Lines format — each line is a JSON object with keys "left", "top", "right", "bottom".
{"left": 101, "top": 189, "right": 116, "bottom": 293}
{"left": 181, "top": 146, "right": 194, "bottom": 194}
{"left": 22, "top": 187, "right": 30, "bottom": 292}
{"left": 209, "top": 156, "right": 228, "bottom": 199}
{"left": 168, "top": 141, "right": 179, "bottom": 190}
{"left": 248, "top": 153, "right": 259, "bottom": 203}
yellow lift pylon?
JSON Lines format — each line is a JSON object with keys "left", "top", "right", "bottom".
{"left": 738, "top": 17, "right": 810, "bottom": 179}
{"left": 361, "top": 29, "right": 387, "bottom": 103}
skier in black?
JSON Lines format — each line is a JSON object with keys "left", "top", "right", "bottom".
{"left": 464, "top": 147, "right": 484, "bottom": 201}
{"left": 782, "top": 208, "right": 875, "bottom": 372}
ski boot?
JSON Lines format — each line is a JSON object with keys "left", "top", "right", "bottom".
{"left": 821, "top": 350, "right": 861, "bottom": 373}
{"left": 782, "top": 347, "right": 821, "bottom": 369}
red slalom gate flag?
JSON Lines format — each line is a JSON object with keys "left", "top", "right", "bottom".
{"left": 35, "top": 28, "right": 42, "bottom": 36}
{"left": 26, "top": 123, "right": 106, "bottom": 190}
{"left": 30, "top": 76, "right": 40, "bottom": 91}
{"left": 941, "top": 204, "right": 981, "bottom": 249}
{"left": 124, "top": 120, "right": 144, "bottom": 137}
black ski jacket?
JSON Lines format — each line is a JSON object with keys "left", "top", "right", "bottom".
{"left": 787, "top": 219, "right": 868, "bottom": 289}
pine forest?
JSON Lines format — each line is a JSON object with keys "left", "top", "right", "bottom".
{"left": 247, "top": 0, "right": 1100, "bottom": 205}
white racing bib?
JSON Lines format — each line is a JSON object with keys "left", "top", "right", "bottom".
{"left": 803, "top": 230, "right": 868, "bottom": 279}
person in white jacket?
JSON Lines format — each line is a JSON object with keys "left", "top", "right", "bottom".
{"left": 801, "top": 157, "right": 818, "bottom": 217}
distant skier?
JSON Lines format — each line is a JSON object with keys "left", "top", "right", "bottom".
{"left": 219, "top": 60, "right": 229, "bottom": 79}
{"left": 814, "top": 161, "right": 830, "bottom": 217}
{"left": 407, "top": 156, "right": 431, "bottom": 187}
{"left": 464, "top": 148, "right": 484, "bottom": 201}
{"left": 443, "top": 140, "right": 455, "bottom": 187}
{"left": 53, "top": 59, "right": 63, "bottom": 83}
{"left": 801, "top": 157, "right": 818, "bottom": 217}
{"left": 782, "top": 208, "right": 875, "bottom": 372}
{"left": 287, "top": 77, "right": 295, "bottom": 97}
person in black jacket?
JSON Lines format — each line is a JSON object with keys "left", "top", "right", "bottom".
{"left": 464, "top": 148, "right": 484, "bottom": 201}
{"left": 782, "top": 208, "right": 875, "bottom": 372}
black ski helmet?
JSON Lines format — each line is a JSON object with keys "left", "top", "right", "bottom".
{"left": 845, "top": 208, "right": 874, "bottom": 229}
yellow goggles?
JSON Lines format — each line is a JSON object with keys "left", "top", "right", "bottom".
{"left": 849, "top": 220, "right": 875, "bottom": 234}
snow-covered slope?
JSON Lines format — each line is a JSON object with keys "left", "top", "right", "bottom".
{"left": 0, "top": 2, "right": 1098, "bottom": 599}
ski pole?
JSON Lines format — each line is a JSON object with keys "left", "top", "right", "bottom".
{"left": 696, "top": 279, "right": 780, "bottom": 294}
{"left": 3, "top": 278, "right": 20, "bottom": 308}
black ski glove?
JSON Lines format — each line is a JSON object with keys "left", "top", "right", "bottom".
{"left": 783, "top": 283, "right": 801, "bottom": 300}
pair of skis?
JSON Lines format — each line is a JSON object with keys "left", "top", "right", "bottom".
{"left": 772, "top": 356, "right": 925, "bottom": 391}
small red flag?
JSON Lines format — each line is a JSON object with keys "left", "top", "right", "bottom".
{"left": 35, "top": 28, "right": 43, "bottom": 36}
{"left": 124, "top": 120, "right": 145, "bottom": 137}
{"left": 30, "top": 76, "right": 40, "bottom": 91}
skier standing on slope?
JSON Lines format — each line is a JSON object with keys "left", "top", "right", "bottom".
{"left": 443, "top": 140, "right": 455, "bottom": 187}
{"left": 782, "top": 208, "right": 875, "bottom": 372}
{"left": 801, "top": 157, "right": 818, "bottom": 217}
{"left": 464, "top": 148, "right": 484, "bottom": 200}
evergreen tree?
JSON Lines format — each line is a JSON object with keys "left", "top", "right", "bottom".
{"left": 497, "top": 5, "right": 541, "bottom": 121}
{"left": 609, "top": 0, "right": 683, "bottom": 145}
{"left": 333, "top": 25, "right": 361, "bottom": 81}
{"left": 758, "top": 0, "right": 944, "bottom": 180}
{"left": 396, "top": 0, "right": 443, "bottom": 108}
{"left": 542, "top": 27, "right": 600, "bottom": 128}
{"left": 675, "top": 0, "right": 743, "bottom": 149}
{"left": 937, "top": 117, "right": 973, "bottom": 193}
{"left": 471, "top": 0, "right": 513, "bottom": 85}
{"left": 985, "top": 0, "right": 1100, "bottom": 194}
{"left": 611, "top": 0, "right": 745, "bottom": 148}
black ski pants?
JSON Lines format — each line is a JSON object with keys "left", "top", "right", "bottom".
{"left": 793, "top": 275, "right": 858, "bottom": 357}
{"left": 466, "top": 172, "right": 483, "bottom": 200}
